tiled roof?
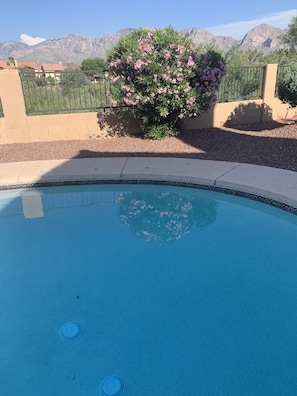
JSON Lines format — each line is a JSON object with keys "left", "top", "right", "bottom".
{"left": 41, "top": 63, "right": 65, "bottom": 71}
{"left": 65, "top": 63, "right": 80, "bottom": 69}
{"left": 0, "top": 60, "right": 72, "bottom": 71}
{"left": 0, "top": 61, "right": 8, "bottom": 69}
{"left": 17, "top": 62, "right": 41, "bottom": 71}
{"left": 0, "top": 61, "right": 15, "bottom": 69}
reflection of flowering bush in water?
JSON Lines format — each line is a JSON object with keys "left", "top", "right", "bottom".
{"left": 117, "top": 191, "right": 218, "bottom": 245}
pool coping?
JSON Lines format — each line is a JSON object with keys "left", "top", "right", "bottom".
{"left": 1, "top": 157, "right": 297, "bottom": 214}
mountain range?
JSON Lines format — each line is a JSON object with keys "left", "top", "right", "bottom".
{"left": 0, "top": 24, "right": 286, "bottom": 65}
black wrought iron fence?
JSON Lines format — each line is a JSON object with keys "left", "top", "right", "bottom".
{"left": 217, "top": 65, "right": 265, "bottom": 102}
{"left": 20, "top": 66, "right": 265, "bottom": 115}
{"left": 20, "top": 69, "right": 113, "bottom": 115}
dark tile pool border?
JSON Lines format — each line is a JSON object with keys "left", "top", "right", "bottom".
{"left": 1, "top": 179, "right": 297, "bottom": 216}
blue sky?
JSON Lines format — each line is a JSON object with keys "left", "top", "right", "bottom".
{"left": 1, "top": 0, "right": 297, "bottom": 45}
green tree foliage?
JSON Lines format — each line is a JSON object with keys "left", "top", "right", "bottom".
{"left": 225, "top": 47, "right": 264, "bottom": 66}
{"left": 277, "top": 64, "right": 297, "bottom": 108}
{"left": 19, "top": 66, "right": 36, "bottom": 77}
{"left": 7, "top": 57, "right": 16, "bottom": 66}
{"left": 280, "top": 15, "right": 297, "bottom": 52}
{"left": 264, "top": 49, "right": 297, "bottom": 64}
{"left": 80, "top": 57, "right": 108, "bottom": 81}
{"left": 60, "top": 70, "right": 89, "bottom": 95}
{"left": 81, "top": 57, "right": 107, "bottom": 71}
{"left": 106, "top": 26, "right": 225, "bottom": 139}
{"left": 216, "top": 48, "right": 265, "bottom": 102}
{"left": 217, "top": 64, "right": 263, "bottom": 102}
{"left": 195, "top": 42, "right": 224, "bottom": 57}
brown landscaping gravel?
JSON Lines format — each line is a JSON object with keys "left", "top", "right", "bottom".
{"left": 1, "top": 119, "right": 297, "bottom": 171}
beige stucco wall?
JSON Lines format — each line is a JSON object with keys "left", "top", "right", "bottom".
{"left": 0, "top": 65, "right": 296, "bottom": 145}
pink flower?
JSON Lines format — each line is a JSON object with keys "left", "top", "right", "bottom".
{"left": 110, "top": 98, "right": 117, "bottom": 107}
{"left": 139, "top": 42, "right": 153, "bottom": 55}
{"left": 177, "top": 45, "right": 184, "bottom": 53}
{"left": 134, "top": 59, "right": 145, "bottom": 70}
{"left": 186, "top": 97, "right": 196, "bottom": 105}
{"left": 124, "top": 98, "right": 136, "bottom": 106}
{"left": 164, "top": 50, "right": 171, "bottom": 60}
{"left": 187, "top": 56, "right": 195, "bottom": 67}
{"left": 158, "top": 87, "right": 167, "bottom": 94}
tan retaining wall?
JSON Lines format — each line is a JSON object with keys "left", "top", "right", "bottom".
{"left": 0, "top": 65, "right": 296, "bottom": 145}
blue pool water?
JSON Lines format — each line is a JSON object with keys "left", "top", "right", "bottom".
{"left": 1, "top": 183, "right": 297, "bottom": 395}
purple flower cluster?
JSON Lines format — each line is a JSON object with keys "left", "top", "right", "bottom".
{"left": 190, "top": 52, "right": 226, "bottom": 111}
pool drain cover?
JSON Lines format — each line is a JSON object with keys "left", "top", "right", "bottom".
{"left": 60, "top": 321, "right": 82, "bottom": 341}
{"left": 100, "top": 376, "right": 124, "bottom": 396}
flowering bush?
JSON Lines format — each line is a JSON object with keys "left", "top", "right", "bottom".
{"left": 106, "top": 26, "right": 226, "bottom": 139}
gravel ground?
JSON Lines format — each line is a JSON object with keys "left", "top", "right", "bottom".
{"left": 1, "top": 120, "right": 297, "bottom": 171}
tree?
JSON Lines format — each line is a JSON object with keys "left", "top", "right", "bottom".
{"left": 7, "top": 57, "right": 16, "bottom": 66}
{"left": 217, "top": 48, "right": 265, "bottom": 102}
{"left": 280, "top": 15, "right": 297, "bottom": 52}
{"left": 60, "top": 70, "right": 89, "bottom": 90}
{"left": 80, "top": 57, "right": 107, "bottom": 71}
{"left": 225, "top": 47, "right": 264, "bottom": 66}
{"left": 106, "top": 26, "right": 225, "bottom": 139}
{"left": 263, "top": 49, "right": 297, "bottom": 65}
{"left": 277, "top": 64, "right": 297, "bottom": 109}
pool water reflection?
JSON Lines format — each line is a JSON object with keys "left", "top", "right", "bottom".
{"left": 1, "top": 183, "right": 297, "bottom": 395}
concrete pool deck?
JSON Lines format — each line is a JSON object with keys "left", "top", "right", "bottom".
{"left": 1, "top": 157, "right": 297, "bottom": 211}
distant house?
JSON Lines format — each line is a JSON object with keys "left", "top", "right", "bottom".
{"left": 0, "top": 61, "right": 15, "bottom": 70}
{"left": 41, "top": 63, "right": 65, "bottom": 79}
{"left": 65, "top": 63, "right": 80, "bottom": 70}
{"left": 17, "top": 61, "right": 41, "bottom": 72}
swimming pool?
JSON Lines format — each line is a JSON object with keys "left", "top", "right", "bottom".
{"left": 1, "top": 183, "right": 297, "bottom": 395}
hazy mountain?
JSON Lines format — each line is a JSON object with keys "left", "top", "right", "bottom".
{"left": 240, "top": 23, "right": 285, "bottom": 51}
{"left": 180, "top": 27, "right": 239, "bottom": 50}
{"left": 0, "top": 41, "right": 29, "bottom": 57}
{"left": 0, "top": 25, "right": 286, "bottom": 65}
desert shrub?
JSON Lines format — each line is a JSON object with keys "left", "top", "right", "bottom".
{"left": 278, "top": 64, "right": 297, "bottom": 108}
{"left": 106, "top": 26, "right": 225, "bottom": 139}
